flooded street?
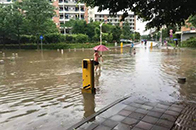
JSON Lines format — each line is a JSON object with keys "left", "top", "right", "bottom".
{"left": 0, "top": 46, "right": 196, "bottom": 130}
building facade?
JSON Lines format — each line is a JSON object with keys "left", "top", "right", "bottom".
{"left": 175, "top": 21, "right": 196, "bottom": 42}
{"left": 57, "top": 0, "right": 88, "bottom": 34}
{"left": 0, "top": 0, "right": 13, "bottom": 4}
{"left": 88, "top": 8, "right": 136, "bottom": 32}
{"left": 1, "top": 0, "right": 136, "bottom": 34}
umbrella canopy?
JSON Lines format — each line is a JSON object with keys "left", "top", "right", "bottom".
{"left": 93, "top": 45, "right": 109, "bottom": 51}
{"left": 173, "top": 38, "right": 178, "bottom": 41}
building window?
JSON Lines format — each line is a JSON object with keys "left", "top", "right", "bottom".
{"left": 65, "top": 6, "right": 68, "bottom": 11}
{"left": 65, "top": 14, "right": 69, "bottom": 19}
{"left": 59, "top": 7, "right": 63, "bottom": 11}
{"left": 60, "top": 15, "right": 63, "bottom": 19}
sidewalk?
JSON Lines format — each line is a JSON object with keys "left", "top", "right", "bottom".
{"left": 68, "top": 96, "right": 196, "bottom": 130}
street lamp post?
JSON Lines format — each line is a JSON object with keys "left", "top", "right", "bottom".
{"left": 99, "top": 22, "right": 104, "bottom": 45}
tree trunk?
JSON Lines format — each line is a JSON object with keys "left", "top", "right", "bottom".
{"left": 37, "top": 37, "right": 39, "bottom": 50}
{"left": 3, "top": 35, "right": 5, "bottom": 50}
{"left": 17, "top": 27, "right": 21, "bottom": 49}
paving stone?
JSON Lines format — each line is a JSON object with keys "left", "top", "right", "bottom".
{"left": 171, "top": 104, "right": 184, "bottom": 109}
{"left": 129, "top": 103, "right": 143, "bottom": 108}
{"left": 122, "top": 117, "right": 138, "bottom": 126}
{"left": 140, "top": 105, "right": 153, "bottom": 110}
{"left": 144, "top": 102, "right": 158, "bottom": 107}
{"left": 110, "top": 115, "right": 126, "bottom": 122}
{"left": 156, "top": 104, "right": 170, "bottom": 109}
{"left": 128, "top": 112, "right": 145, "bottom": 120}
{"left": 131, "top": 127, "right": 144, "bottom": 130}
{"left": 168, "top": 106, "right": 183, "bottom": 113}
{"left": 147, "top": 111, "right": 163, "bottom": 118}
{"left": 124, "top": 106, "right": 137, "bottom": 111}
{"left": 151, "top": 107, "right": 166, "bottom": 113}
{"left": 135, "top": 108, "right": 149, "bottom": 115}
{"left": 160, "top": 114, "right": 177, "bottom": 122}
{"left": 142, "top": 115, "right": 158, "bottom": 124}
{"left": 77, "top": 128, "right": 86, "bottom": 130}
{"left": 94, "top": 125, "right": 112, "bottom": 130}
{"left": 134, "top": 100, "right": 146, "bottom": 105}
{"left": 151, "top": 125, "right": 169, "bottom": 130}
{"left": 156, "top": 119, "right": 174, "bottom": 129}
{"left": 102, "top": 119, "right": 118, "bottom": 128}
{"left": 113, "top": 123, "right": 131, "bottom": 130}
{"left": 135, "top": 121, "right": 153, "bottom": 130}
{"left": 118, "top": 109, "right": 132, "bottom": 117}
{"left": 164, "top": 110, "right": 179, "bottom": 116}
{"left": 159, "top": 102, "right": 173, "bottom": 106}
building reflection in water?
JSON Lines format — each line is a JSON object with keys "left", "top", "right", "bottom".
{"left": 82, "top": 93, "right": 95, "bottom": 122}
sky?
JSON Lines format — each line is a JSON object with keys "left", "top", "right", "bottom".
{"left": 136, "top": 18, "right": 150, "bottom": 35}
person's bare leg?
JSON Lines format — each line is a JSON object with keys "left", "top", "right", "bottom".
{"left": 94, "top": 65, "right": 97, "bottom": 71}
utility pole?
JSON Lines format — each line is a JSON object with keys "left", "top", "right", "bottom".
{"left": 99, "top": 22, "right": 104, "bottom": 45}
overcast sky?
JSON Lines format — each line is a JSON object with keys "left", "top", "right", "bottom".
{"left": 136, "top": 18, "right": 150, "bottom": 35}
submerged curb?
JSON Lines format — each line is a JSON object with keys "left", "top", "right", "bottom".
{"left": 67, "top": 94, "right": 132, "bottom": 130}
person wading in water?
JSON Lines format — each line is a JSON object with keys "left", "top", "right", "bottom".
{"left": 94, "top": 50, "right": 103, "bottom": 71}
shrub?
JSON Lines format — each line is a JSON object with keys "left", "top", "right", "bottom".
{"left": 182, "top": 37, "right": 196, "bottom": 47}
{"left": 44, "top": 33, "right": 64, "bottom": 43}
{"left": 66, "top": 35, "right": 76, "bottom": 43}
{"left": 75, "top": 34, "right": 88, "bottom": 43}
{"left": 20, "top": 35, "right": 36, "bottom": 43}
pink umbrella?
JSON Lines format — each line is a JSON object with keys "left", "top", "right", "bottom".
{"left": 93, "top": 45, "right": 109, "bottom": 51}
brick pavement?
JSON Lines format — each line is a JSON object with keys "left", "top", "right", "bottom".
{"left": 68, "top": 97, "right": 196, "bottom": 130}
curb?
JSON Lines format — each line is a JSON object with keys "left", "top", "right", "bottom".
{"left": 67, "top": 94, "right": 132, "bottom": 130}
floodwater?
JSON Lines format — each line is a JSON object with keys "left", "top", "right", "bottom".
{"left": 0, "top": 44, "right": 196, "bottom": 130}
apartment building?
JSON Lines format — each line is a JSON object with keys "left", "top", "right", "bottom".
{"left": 0, "top": 0, "right": 13, "bottom": 4}
{"left": 57, "top": 0, "right": 88, "bottom": 34}
{"left": 1, "top": 0, "right": 136, "bottom": 34}
{"left": 88, "top": 8, "right": 136, "bottom": 32}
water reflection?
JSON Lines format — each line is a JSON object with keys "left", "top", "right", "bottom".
{"left": 83, "top": 93, "right": 95, "bottom": 122}
{"left": 95, "top": 70, "right": 101, "bottom": 88}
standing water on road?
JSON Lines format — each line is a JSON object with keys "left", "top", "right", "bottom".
{"left": 0, "top": 47, "right": 196, "bottom": 130}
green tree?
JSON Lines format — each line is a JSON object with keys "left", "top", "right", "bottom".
{"left": 0, "top": 4, "right": 11, "bottom": 48}
{"left": 7, "top": 2, "right": 26, "bottom": 49}
{"left": 112, "top": 26, "right": 122, "bottom": 42}
{"left": 122, "top": 21, "right": 131, "bottom": 39}
{"left": 72, "top": 19, "right": 86, "bottom": 34}
{"left": 21, "top": 0, "right": 55, "bottom": 49}
{"left": 188, "top": 15, "right": 196, "bottom": 27}
{"left": 82, "top": 0, "right": 196, "bottom": 29}
{"left": 43, "top": 19, "right": 59, "bottom": 34}
{"left": 134, "top": 32, "right": 141, "bottom": 41}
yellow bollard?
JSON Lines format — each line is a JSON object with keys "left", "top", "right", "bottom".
{"left": 121, "top": 42, "right": 123, "bottom": 48}
{"left": 150, "top": 42, "right": 153, "bottom": 48}
{"left": 82, "top": 59, "right": 95, "bottom": 94}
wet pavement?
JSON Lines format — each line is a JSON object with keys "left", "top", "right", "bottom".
{"left": 70, "top": 96, "right": 196, "bottom": 130}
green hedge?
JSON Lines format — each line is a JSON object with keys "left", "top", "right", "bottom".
{"left": 44, "top": 33, "right": 65, "bottom": 43}
{"left": 0, "top": 43, "right": 101, "bottom": 50}
{"left": 20, "top": 35, "right": 37, "bottom": 43}
{"left": 19, "top": 33, "right": 89, "bottom": 44}
{"left": 182, "top": 37, "right": 196, "bottom": 47}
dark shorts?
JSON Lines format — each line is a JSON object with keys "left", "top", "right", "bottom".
{"left": 94, "top": 61, "right": 99, "bottom": 66}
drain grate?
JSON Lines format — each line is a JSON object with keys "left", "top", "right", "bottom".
{"left": 172, "top": 104, "right": 196, "bottom": 130}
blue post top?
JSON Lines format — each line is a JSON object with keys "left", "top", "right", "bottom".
{"left": 131, "top": 43, "right": 134, "bottom": 48}
{"left": 40, "top": 35, "right": 43, "bottom": 40}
